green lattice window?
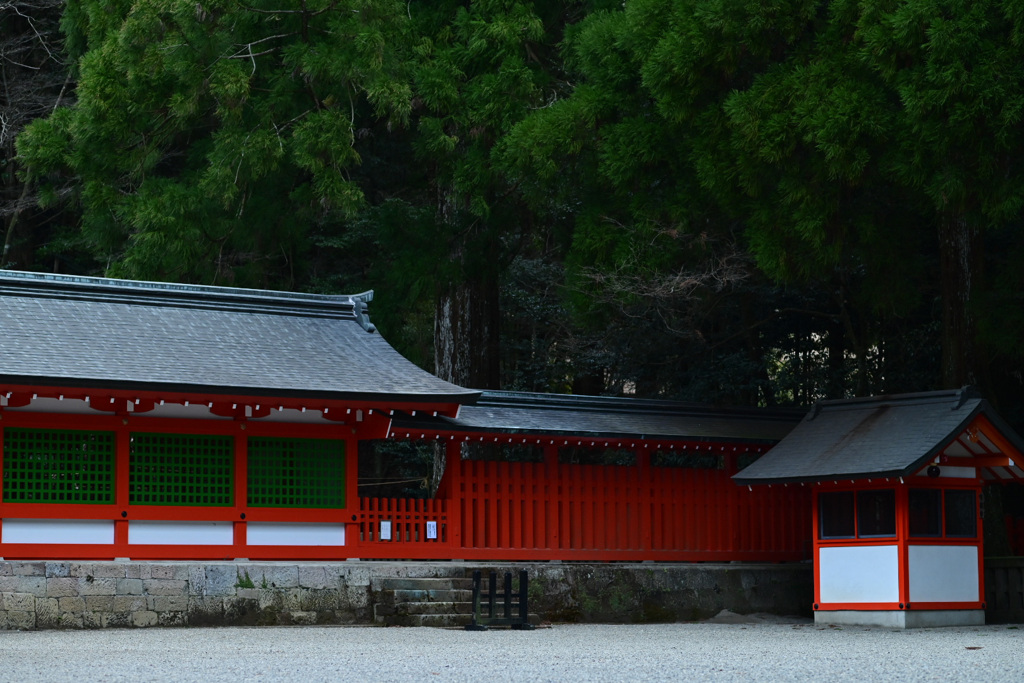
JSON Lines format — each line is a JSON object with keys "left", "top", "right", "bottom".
{"left": 248, "top": 437, "right": 345, "bottom": 508}
{"left": 2, "top": 428, "right": 115, "bottom": 504}
{"left": 129, "top": 433, "right": 233, "bottom": 506}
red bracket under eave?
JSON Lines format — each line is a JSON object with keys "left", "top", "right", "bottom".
{"left": 3, "top": 392, "right": 32, "bottom": 408}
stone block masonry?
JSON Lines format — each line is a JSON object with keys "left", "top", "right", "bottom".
{"left": 0, "top": 561, "right": 812, "bottom": 629}
{"left": 0, "top": 561, "right": 377, "bottom": 630}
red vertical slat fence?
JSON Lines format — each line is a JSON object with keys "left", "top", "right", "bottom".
{"left": 356, "top": 455, "right": 812, "bottom": 561}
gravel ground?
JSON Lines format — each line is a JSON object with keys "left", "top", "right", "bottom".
{"left": 0, "top": 622, "right": 1022, "bottom": 682}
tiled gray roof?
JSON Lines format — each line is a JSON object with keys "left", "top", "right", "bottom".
{"left": 732, "top": 388, "right": 1024, "bottom": 484}
{"left": 391, "top": 391, "right": 802, "bottom": 442}
{"left": 0, "top": 271, "right": 478, "bottom": 403}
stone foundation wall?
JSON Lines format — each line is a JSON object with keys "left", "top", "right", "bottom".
{"left": 0, "top": 561, "right": 375, "bottom": 630}
{"left": 527, "top": 563, "right": 813, "bottom": 623}
{"left": 0, "top": 560, "right": 812, "bottom": 629}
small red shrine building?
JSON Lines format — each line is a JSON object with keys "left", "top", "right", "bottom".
{"left": 734, "top": 390, "right": 1024, "bottom": 628}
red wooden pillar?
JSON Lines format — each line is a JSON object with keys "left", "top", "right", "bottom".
{"left": 445, "top": 440, "right": 462, "bottom": 551}
{"left": 896, "top": 485, "right": 910, "bottom": 610}
{"left": 232, "top": 426, "right": 247, "bottom": 551}
{"left": 976, "top": 485, "right": 986, "bottom": 604}
{"left": 811, "top": 487, "right": 821, "bottom": 607}
{"left": 544, "top": 444, "right": 558, "bottom": 549}
{"left": 346, "top": 435, "right": 360, "bottom": 553}
{"left": 723, "top": 451, "right": 739, "bottom": 554}
{"left": 523, "top": 459, "right": 536, "bottom": 550}
{"left": 0, "top": 421, "right": 6, "bottom": 544}
{"left": 638, "top": 447, "right": 652, "bottom": 552}
{"left": 114, "top": 424, "right": 130, "bottom": 555}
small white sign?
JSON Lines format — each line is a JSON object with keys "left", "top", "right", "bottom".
{"left": 426, "top": 521, "right": 437, "bottom": 540}
{"left": 380, "top": 520, "right": 392, "bottom": 541}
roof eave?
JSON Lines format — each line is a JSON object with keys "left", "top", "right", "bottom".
{"left": 390, "top": 409, "right": 792, "bottom": 443}
{"left": 734, "top": 399, "right": 993, "bottom": 486}
{"left": 0, "top": 376, "right": 481, "bottom": 407}
{"left": 733, "top": 468, "right": 911, "bottom": 486}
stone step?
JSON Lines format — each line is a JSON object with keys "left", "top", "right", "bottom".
{"left": 376, "top": 577, "right": 474, "bottom": 591}
{"left": 381, "top": 613, "right": 476, "bottom": 628}
{"left": 377, "top": 611, "right": 544, "bottom": 628}
{"left": 387, "top": 588, "right": 474, "bottom": 604}
{"left": 376, "top": 601, "right": 476, "bottom": 617}
{"left": 372, "top": 574, "right": 539, "bottom": 627}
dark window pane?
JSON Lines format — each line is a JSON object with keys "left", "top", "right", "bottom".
{"left": 819, "top": 491, "right": 855, "bottom": 538}
{"left": 945, "top": 490, "right": 978, "bottom": 537}
{"left": 857, "top": 489, "right": 896, "bottom": 537}
{"left": 909, "top": 489, "right": 942, "bottom": 536}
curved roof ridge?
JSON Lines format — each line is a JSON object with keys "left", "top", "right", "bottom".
{"left": 808, "top": 387, "right": 980, "bottom": 412}
{"left": 478, "top": 389, "right": 805, "bottom": 420}
{"left": 0, "top": 269, "right": 372, "bottom": 320}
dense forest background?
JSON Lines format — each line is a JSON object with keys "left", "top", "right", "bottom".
{"left": 4, "top": 0, "right": 1024, "bottom": 428}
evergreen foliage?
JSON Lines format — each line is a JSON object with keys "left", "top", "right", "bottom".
{"left": 19, "top": 0, "right": 412, "bottom": 286}
{"left": 9, "top": 0, "right": 1024, "bottom": 428}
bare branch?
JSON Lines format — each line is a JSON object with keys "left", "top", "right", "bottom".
{"left": 224, "top": 47, "right": 280, "bottom": 60}
{"left": 239, "top": 1, "right": 338, "bottom": 17}
{"left": 3, "top": 1, "right": 57, "bottom": 62}
{"left": 567, "top": 227, "right": 754, "bottom": 340}
{"left": 231, "top": 31, "right": 298, "bottom": 50}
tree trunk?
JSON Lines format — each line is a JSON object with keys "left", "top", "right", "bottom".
{"left": 2, "top": 177, "right": 32, "bottom": 269}
{"left": 938, "top": 210, "right": 982, "bottom": 388}
{"left": 429, "top": 267, "right": 501, "bottom": 496}
{"left": 826, "top": 314, "right": 846, "bottom": 399}
{"left": 434, "top": 275, "right": 501, "bottom": 389}
{"left": 429, "top": 190, "right": 503, "bottom": 494}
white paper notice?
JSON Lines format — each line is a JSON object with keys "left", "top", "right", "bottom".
{"left": 380, "top": 520, "right": 392, "bottom": 540}
{"left": 426, "top": 521, "right": 437, "bottom": 539}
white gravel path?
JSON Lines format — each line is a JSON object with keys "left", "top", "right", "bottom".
{"left": 0, "top": 622, "right": 1021, "bottom": 682}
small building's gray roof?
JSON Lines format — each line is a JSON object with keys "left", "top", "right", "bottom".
{"left": 732, "top": 388, "right": 1024, "bottom": 484}
{"left": 0, "top": 270, "right": 478, "bottom": 405}
{"left": 391, "top": 390, "right": 803, "bottom": 443}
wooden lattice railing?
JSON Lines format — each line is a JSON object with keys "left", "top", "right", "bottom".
{"left": 355, "top": 497, "right": 449, "bottom": 557}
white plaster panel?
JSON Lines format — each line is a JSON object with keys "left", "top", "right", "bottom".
{"left": 937, "top": 466, "right": 976, "bottom": 478}
{"left": 128, "top": 521, "right": 233, "bottom": 545}
{"left": 908, "top": 545, "right": 980, "bottom": 603}
{"left": 3, "top": 397, "right": 96, "bottom": 415}
{"left": 259, "top": 408, "right": 329, "bottom": 424}
{"left": 146, "top": 403, "right": 229, "bottom": 420}
{"left": 819, "top": 545, "right": 900, "bottom": 604}
{"left": 976, "top": 432, "right": 999, "bottom": 453}
{"left": 914, "top": 465, "right": 977, "bottom": 479}
{"left": 246, "top": 523, "right": 345, "bottom": 546}
{"left": 942, "top": 441, "right": 970, "bottom": 457}
{"left": 2, "top": 519, "right": 114, "bottom": 544}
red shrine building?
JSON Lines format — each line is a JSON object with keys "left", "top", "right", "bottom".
{"left": 0, "top": 270, "right": 808, "bottom": 563}
{"left": 1, "top": 270, "right": 1022, "bottom": 627}
{"left": 735, "top": 390, "right": 1024, "bottom": 627}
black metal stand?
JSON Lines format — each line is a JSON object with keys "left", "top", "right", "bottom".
{"left": 465, "top": 569, "right": 535, "bottom": 631}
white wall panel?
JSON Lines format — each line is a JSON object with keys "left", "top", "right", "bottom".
{"left": 909, "top": 545, "right": 979, "bottom": 603}
{"left": 937, "top": 466, "right": 976, "bottom": 479}
{"left": 819, "top": 545, "right": 900, "bottom": 604}
{"left": 128, "top": 521, "right": 233, "bottom": 545}
{"left": 2, "top": 519, "right": 114, "bottom": 544}
{"left": 246, "top": 522, "right": 345, "bottom": 546}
